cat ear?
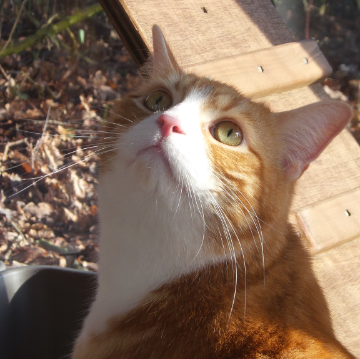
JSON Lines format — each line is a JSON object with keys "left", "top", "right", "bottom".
{"left": 152, "top": 25, "right": 180, "bottom": 73}
{"left": 277, "top": 101, "right": 352, "bottom": 181}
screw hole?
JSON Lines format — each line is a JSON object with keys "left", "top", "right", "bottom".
{"left": 201, "top": 7, "right": 208, "bottom": 13}
{"left": 345, "top": 209, "right": 351, "bottom": 216}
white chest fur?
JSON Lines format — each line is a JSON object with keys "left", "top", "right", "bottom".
{"left": 78, "top": 161, "right": 214, "bottom": 341}
{"left": 77, "top": 94, "right": 222, "bottom": 341}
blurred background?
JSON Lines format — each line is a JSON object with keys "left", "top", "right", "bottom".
{"left": 0, "top": 0, "right": 359, "bottom": 270}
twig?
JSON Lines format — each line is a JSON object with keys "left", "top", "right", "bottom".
{"left": 58, "top": 38, "right": 97, "bottom": 65}
{"left": 0, "top": 6, "right": 3, "bottom": 40}
{"left": 31, "top": 179, "right": 44, "bottom": 201}
{"left": 66, "top": 27, "right": 79, "bottom": 50}
{"left": 0, "top": 0, "right": 28, "bottom": 56}
{"left": 305, "top": 0, "right": 313, "bottom": 40}
{"left": 37, "top": 238, "right": 81, "bottom": 256}
{"left": 20, "top": 118, "right": 68, "bottom": 126}
{"left": 20, "top": 70, "right": 39, "bottom": 87}
{"left": 0, "top": 63, "right": 9, "bottom": 81}
{"left": 2, "top": 138, "right": 30, "bottom": 162}
{"left": 18, "top": 71, "right": 45, "bottom": 98}
{"left": 2, "top": 222, "right": 27, "bottom": 261}
{"left": 4, "top": 247, "right": 13, "bottom": 261}
{"left": 42, "top": 13, "right": 59, "bottom": 28}
{"left": 0, "top": 3, "right": 103, "bottom": 58}
{"left": 10, "top": 220, "right": 26, "bottom": 242}
{"left": 23, "top": 7, "right": 41, "bottom": 28}
{"left": 32, "top": 105, "right": 51, "bottom": 169}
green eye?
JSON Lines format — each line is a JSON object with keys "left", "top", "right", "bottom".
{"left": 145, "top": 90, "right": 172, "bottom": 112}
{"left": 213, "top": 121, "right": 243, "bottom": 146}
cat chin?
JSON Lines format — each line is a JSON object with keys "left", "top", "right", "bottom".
{"left": 135, "top": 144, "right": 177, "bottom": 181}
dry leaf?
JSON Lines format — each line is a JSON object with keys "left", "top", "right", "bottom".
{"left": 23, "top": 202, "right": 52, "bottom": 220}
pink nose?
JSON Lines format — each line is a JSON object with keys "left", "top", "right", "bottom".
{"left": 157, "top": 114, "right": 185, "bottom": 137}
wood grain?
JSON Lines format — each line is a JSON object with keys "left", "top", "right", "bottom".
{"left": 295, "top": 188, "right": 360, "bottom": 253}
{"left": 185, "top": 40, "right": 332, "bottom": 99}
{"left": 292, "top": 129, "right": 360, "bottom": 210}
{"left": 313, "top": 237, "right": 360, "bottom": 357}
{"left": 102, "top": 0, "right": 293, "bottom": 66}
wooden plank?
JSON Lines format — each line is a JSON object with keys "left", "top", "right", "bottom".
{"left": 313, "top": 237, "right": 360, "bottom": 357}
{"left": 295, "top": 188, "right": 360, "bottom": 253}
{"left": 253, "top": 83, "right": 327, "bottom": 110}
{"left": 100, "top": 0, "right": 293, "bottom": 66}
{"left": 185, "top": 40, "right": 332, "bottom": 99}
{"left": 292, "top": 129, "right": 360, "bottom": 210}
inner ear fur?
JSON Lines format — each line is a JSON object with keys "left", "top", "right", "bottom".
{"left": 277, "top": 100, "right": 352, "bottom": 181}
{"left": 151, "top": 25, "right": 181, "bottom": 74}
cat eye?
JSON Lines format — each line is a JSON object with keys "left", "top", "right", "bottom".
{"left": 145, "top": 90, "right": 172, "bottom": 112}
{"left": 212, "top": 121, "right": 243, "bottom": 146}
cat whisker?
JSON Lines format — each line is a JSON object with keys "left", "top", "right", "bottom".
{"left": 183, "top": 178, "right": 195, "bottom": 221}
{"left": 211, "top": 171, "right": 263, "bottom": 235}
{"left": 5, "top": 144, "right": 117, "bottom": 198}
{"left": 207, "top": 191, "right": 246, "bottom": 322}
{"left": 213, "top": 170, "right": 265, "bottom": 285}
{"left": 18, "top": 129, "right": 109, "bottom": 139}
{"left": 171, "top": 180, "right": 183, "bottom": 222}
{"left": 75, "top": 130, "right": 124, "bottom": 137}
{"left": 192, "top": 190, "right": 206, "bottom": 261}
{"left": 1, "top": 141, "right": 105, "bottom": 181}
{"left": 1, "top": 161, "right": 31, "bottom": 173}
{"left": 212, "top": 171, "right": 259, "bottom": 239}
{"left": 91, "top": 105, "right": 135, "bottom": 123}
{"left": 180, "top": 173, "right": 207, "bottom": 260}
{"left": 41, "top": 141, "right": 117, "bottom": 162}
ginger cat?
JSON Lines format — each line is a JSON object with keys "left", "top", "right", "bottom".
{"left": 72, "top": 26, "right": 355, "bottom": 358}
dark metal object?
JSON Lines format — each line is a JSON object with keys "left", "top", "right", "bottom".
{"left": 0, "top": 266, "right": 96, "bottom": 359}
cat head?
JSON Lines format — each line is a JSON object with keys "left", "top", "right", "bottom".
{"left": 99, "top": 25, "right": 352, "bottom": 259}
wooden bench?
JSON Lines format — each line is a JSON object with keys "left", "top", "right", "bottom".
{"left": 99, "top": 0, "right": 360, "bottom": 355}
